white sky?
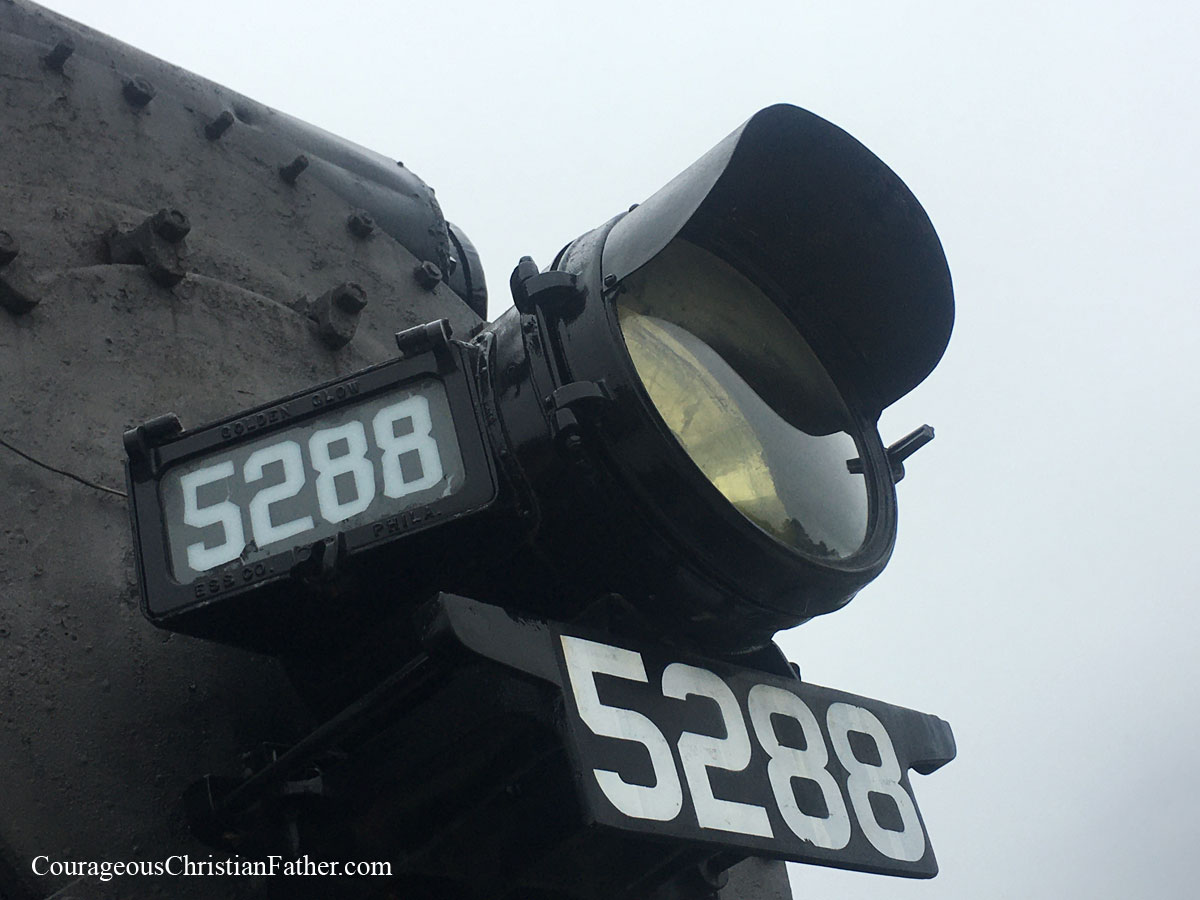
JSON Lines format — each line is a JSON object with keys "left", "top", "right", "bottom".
{"left": 33, "top": 1, "right": 1200, "bottom": 897}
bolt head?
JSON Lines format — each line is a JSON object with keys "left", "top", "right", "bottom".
{"left": 333, "top": 282, "right": 368, "bottom": 313}
{"left": 280, "top": 154, "right": 309, "bottom": 184}
{"left": 43, "top": 39, "right": 75, "bottom": 72}
{"left": 0, "top": 231, "right": 18, "bottom": 267}
{"left": 414, "top": 261, "right": 443, "bottom": 290}
{"left": 205, "top": 110, "right": 235, "bottom": 140}
{"left": 152, "top": 209, "right": 191, "bottom": 243}
{"left": 347, "top": 211, "right": 375, "bottom": 239}
{"left": 122, "top": 76, "right": 156, "bottom": 108}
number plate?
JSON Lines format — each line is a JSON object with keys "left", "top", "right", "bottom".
{"left": 556, "top": 633, "right": 955, "bottom": 878}
{"left": 160, "top": 378, "right": 462, "bottom": 581}
{"left": 126, "top": 342, "right": 495, "bottom": 636}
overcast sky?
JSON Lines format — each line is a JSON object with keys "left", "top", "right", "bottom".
{"left": 33, "top": 1, "right": 1200, "bottom": 897}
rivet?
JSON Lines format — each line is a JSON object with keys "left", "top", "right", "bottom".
{"left": 279, "top": 154, "right": 309, "bottom": 185}
{"left": 205, "top": 110, "right": 235, "bottom": 141}
{"left": 413, "top": 261, "right": 442, "bottom": 290}
{"left": 122, "top": 76, "right": 156, "bottom": 109}
{"left": 346, "top": 210, "right": 375, "bottom": 239}
{"left": 42, "top": 40, "right": 75, "bottom": 73}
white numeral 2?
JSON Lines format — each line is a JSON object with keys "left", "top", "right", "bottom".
{"left": 663, "top": 663, "right": 772, "bottom": 836}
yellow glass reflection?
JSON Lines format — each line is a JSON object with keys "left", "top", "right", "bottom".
{"left": 618, "top": 307, "right": 795, "bottom": 544}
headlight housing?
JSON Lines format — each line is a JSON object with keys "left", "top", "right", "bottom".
{"left": 484, "top": 103, "right": 952, "bottom": 653}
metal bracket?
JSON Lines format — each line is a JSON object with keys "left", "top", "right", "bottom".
{"left": 510, "top": 256, "right": 583, "bottom": 316}
{"left": 845, "top": 424, "right": 935, "bottom": 484}
{"left": 394, "top": 317, "right": 457, "bottom": 375}
{"left": 121, "top": 412, "right": 183, "bottom": 479}
{"left": 885, "top": 424, "right": 935, "bottom": 483}
{"left": 546, "top": 380, "right": 610, "bottom": 452}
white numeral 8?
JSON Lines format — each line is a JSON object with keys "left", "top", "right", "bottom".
{"left": 373, "top": 396, "right": 443, "bottom": 497}
{"left": 309, "top": 422, "right": 375, "bottom": 523}
{"left": 826, "top": 703, "right": 926, "bottom": 862}
{"left": 747, "top": 684, "right": 851, "bottom": 849}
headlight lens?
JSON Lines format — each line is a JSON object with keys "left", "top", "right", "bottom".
{"left": 617, "top": 239, "right": 869, "bottom": 558}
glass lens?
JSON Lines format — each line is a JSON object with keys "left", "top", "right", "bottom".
{"left": 616, "top": 239, "right": 869, "bottom": 558}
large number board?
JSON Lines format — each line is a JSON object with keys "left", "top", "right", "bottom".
{"left": 556, "top": 633, "right": 955, "bottom": 878}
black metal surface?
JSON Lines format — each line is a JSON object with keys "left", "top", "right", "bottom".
{"left": 600, "top": 104, "right": 954, "bottom": 418}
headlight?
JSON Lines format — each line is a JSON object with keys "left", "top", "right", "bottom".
{"left": 616, "top": 237, "right": 869, "bottom": 559}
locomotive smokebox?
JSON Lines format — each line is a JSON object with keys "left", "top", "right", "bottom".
{"left": 0, "top": 2, "right": 486, "bottom": 896}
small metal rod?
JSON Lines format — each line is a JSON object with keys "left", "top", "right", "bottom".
{"left": 216, "top": 652, "right": 438, "bottom": 814}
{"left": 0, "top": 435, "right": 127, "bottom": 498}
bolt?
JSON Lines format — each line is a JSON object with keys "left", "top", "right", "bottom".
{"left": 42, "top": 40, "right": 75, "bottom": 72}
{"left": 279, "top": 154, "right": 309, "bottom": 185}
{"left": 122, "top": 76, "right": 156, "bottom": 109}
{"left": 0, "top": 231, "right": 18, "bottom": 268}
{"left": 346, "top": 210, "right": 375, "bottom": 239}
{"left": 413, "top": 261, "right": 442, "bottom": 290}
{"left": 603, "top": 274, "right": 617, "bottom": 288}
{"left": 332, "top": 282, "right": 368, "bottom": 313}
{"left": 205, "top": 110, "right": 235, "bottom": 141}
{"left": 151, "top": 209, "right": 190, "bottom": 243}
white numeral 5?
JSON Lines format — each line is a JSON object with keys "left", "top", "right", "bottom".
{"left": 560, "top": 636, "right": 683, "bottom": 822}
{"left": 181, "top": 462, "right": 245, "bottom": 571}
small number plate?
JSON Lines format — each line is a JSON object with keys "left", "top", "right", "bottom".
{"left": 126, "top": 344, "right": 495, "bottom": 632}
{"left": 556, "top": 633, "right": 955, "bottom": 878}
